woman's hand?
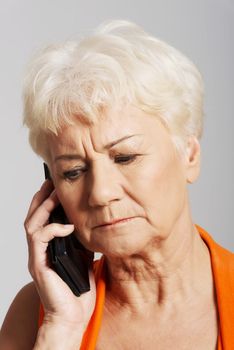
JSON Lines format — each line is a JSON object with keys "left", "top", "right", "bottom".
{"left": 24, "top": 180, "right": 96, "bottom": 345}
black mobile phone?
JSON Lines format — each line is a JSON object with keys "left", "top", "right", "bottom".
{"left": 43, "top": 163, "right": 91, "bottom": 296}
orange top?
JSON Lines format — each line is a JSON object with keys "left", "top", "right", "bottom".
{"left": 39, "top": 225, "right": 234, "bottom": 349}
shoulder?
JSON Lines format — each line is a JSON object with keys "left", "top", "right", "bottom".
{"left": 0, "top": 281, "right": 40, "bottom": 350}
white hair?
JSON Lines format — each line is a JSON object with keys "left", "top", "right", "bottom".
{"left": 22, "top": 20, "right": 204, "bottom": 160}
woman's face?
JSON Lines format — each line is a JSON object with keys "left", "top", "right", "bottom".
{"left": 48, "top": 105, "right": 198, "bottom": 257}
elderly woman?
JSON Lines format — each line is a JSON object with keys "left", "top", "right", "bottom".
{"left": 0, "top": 20, "right": 233, "bottom": 350}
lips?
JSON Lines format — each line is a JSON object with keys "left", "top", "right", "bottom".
{"left": 94, "top": 217, "right": 135, "bottom": 228}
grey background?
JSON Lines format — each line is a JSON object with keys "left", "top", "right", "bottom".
{"left": 0, "top": 0, "right": 233, "bottom": 326}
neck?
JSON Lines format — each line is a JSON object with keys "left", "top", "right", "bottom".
{"left": 104, "top": 217, "right": 213, "bottom": 316}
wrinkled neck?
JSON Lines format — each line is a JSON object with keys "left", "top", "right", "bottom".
{"left": 104, "top": 224, "right": 213, "bottom": 315}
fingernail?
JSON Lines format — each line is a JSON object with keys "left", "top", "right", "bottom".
{"left": 63, "top": 224, "right": 74, "bottom": 228}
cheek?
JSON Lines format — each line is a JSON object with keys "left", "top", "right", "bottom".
{"left": 53, "top": 183, "right": 82, "bottom": 224}
{"left": 133, "top": 155, "right": 186, "bottom": 229}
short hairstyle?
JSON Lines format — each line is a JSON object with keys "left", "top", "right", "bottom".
{"left": 22, "top": 20, "right": 204, "bottom": 160}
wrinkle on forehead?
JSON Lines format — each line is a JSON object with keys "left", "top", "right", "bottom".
{"left": 48, "top": 105, "right": 173, "bottom": 162}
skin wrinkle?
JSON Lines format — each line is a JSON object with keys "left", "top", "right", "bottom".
{"left": 47, "top": 104, "right": 215, "bottom": 323}
{"left": 104, "top": 223, "right": 210, "bottom": 310}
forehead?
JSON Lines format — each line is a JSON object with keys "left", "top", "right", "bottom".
{"left": 48, "top": 105, "right": 170, "bottom": 156}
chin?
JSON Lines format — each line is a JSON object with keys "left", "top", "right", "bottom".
{"left": 82, "top": 218, "right": 154, "bottom": 257}
{"left": 93, "top": 238, "right": 148, "bottom": 259}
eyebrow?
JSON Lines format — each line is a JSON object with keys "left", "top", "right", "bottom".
{"left": 104, "top": 134, "right": 143, "bottom": 149}
{"left": 54, "top": 134, "right": 143, "bottom": 162}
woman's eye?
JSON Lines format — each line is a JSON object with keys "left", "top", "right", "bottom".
{"left": 62, "top": 156, "right": 138, "bottom": 181}
{"left": 63, "top": 167, "right": 86, "bottom": 180}
{"left": 114, "top": 154, "right": 138, "bottom": 164}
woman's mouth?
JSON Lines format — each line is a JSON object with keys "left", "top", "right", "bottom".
{"left": 94, "top": 217, "right": 136, "bottom": 230}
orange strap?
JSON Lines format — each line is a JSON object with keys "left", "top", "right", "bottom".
{"left": 196, "top": 224, "right": 234, "bottom": 349}
{"left": 80, "top": 256, "right": 106, "bottom": 349}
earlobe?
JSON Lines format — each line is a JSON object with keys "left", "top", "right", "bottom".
{"left": 186, "top": 136, "right": 201, "bottom": 184}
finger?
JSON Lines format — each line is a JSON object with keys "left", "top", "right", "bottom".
{"left": 27, "top": 222, "right": 74, "bottom": 246}
{"left": 27, "top": 223, "right": 74, "bottom": 278}
{"left": 25, "top": 180, "right": 54, "bottom": 221}
{"left": 25, "top": 190, "right": 60, "bottom": 234}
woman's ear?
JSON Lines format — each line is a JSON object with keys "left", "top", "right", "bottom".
{"left": 185, "top": 136, "right": 201, "bottom": 184}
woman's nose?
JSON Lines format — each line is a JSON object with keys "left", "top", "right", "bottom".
{"left": 87, "top": 160, "right": 124, "bottom": 208}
